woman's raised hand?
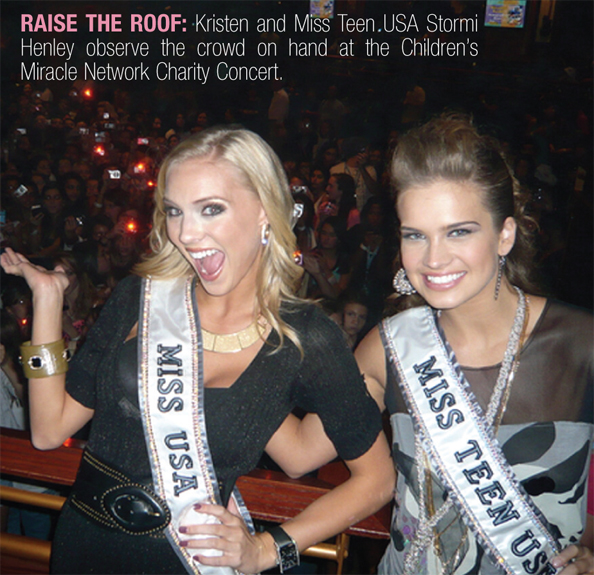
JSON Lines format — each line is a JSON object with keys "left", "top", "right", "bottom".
{"left": 0, "top": 247, "right": 69, "bottom": 296}
{"left": 178, "top": 502, "right": 276, "bottom": 574}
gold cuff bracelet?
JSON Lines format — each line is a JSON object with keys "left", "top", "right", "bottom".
{"left": 20, "top": 339, "right": 69, "bottom": 379}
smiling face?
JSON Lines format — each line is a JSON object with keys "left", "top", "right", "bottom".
{"left": 397, "top": 179, "right": 516, "bottom": 312}
{"left": 164, "top": 158, "right": 268, "bottom": 298}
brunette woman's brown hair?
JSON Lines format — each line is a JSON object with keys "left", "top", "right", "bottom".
{"left": 390, "top": 113, "right": 540, "bottom": 300}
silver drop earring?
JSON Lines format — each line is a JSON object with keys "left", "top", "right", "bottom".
{"left": 494, "top": 255, "right": 506, "bottom": 300}
{"left": 261, "top": 224, "right": 270, "bottom": 246}
{"left": 393, "top": 268, "right": 416, "bottom": 295}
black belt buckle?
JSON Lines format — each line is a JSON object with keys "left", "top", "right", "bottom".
{"left": 103, "top": 485, "right": 170, "bottom": 534}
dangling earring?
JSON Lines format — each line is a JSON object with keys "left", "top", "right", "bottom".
{"left": 494, "top": 255, "right": 506, "bottom": 300}
{"left": 261, "top": 224, "right": 270, "bottom": 246}
{"left": 393, "top": 268, "right": 416, "bottom": 295}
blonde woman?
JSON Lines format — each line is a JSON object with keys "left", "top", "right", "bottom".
{"left": 1, "top": 127, "right": 394, "bottom": 574}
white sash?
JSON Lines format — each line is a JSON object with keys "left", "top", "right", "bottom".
{"left": 382, "top": 307, "right": 561, "bottom": 575}
{"left": 138, "top": 276, "right": 254, "bottom": 575}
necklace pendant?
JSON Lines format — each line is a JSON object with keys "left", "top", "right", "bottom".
{"left": 201, "top": 321, "right": 265, "bottom": 354}
{"left": 213, "top": 334, "right": 243, "bottom": 354}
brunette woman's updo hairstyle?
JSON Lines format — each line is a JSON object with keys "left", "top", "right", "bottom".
{"left": 391, "top": 113, "right": 539, "bottom": 295}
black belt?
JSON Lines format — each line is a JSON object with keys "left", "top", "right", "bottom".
{"left": 70, "top": 450, "right": 171, "bottom": 535}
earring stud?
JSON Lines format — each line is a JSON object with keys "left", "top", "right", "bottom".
{"left": 261, "top": 224, "right": 270, "bottom": 246}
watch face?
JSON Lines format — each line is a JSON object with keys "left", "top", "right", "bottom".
{"left": 279, "top": 545, "right": 299, "bottom": 573}
{"left": 270, "top": 526, "right": 300, "bottom": 573}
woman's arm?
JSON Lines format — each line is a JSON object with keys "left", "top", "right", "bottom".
{"left": 180, "top": 431, "right": 395, "bottom": 574}
{"left": 0, "top": 249, "right": 94, "bottom": 449}
{"left": 354, "top": 327, "right": 388, "bottom": 411}
{"left": 179, "top": 320, "right": 395, "bottom": 573}
{"left": 265, "top": 413, "right": 337, "bottom": 478}
{"left": 265, "top": 326, "right": 388, "bottom": 477}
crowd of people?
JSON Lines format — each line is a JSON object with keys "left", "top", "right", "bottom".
{"left": 0, "top": 63, "right": 592, "bottom": 575}
{"left": 3, "top": 76, "right": 590, "bottom": 350}
{"left": 0, "top": 81, "right": 402, "bottom": 365}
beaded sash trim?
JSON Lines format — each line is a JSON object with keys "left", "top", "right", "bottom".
{"left": 139, "top": 276, "right": 254, "bottom": 575}
{"left": 382, "top": 306, "right": 561, "bottom": 575}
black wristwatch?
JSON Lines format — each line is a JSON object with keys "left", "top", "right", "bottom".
{"left": 268, "top": 526, "right": 300, "bottom": 573}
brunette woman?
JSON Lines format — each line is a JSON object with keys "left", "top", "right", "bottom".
{"left": 275, "top": 115, "right": 593, "bottom": 575}
{"left": 368, "top": 115, "right": 592, "bottom": 575}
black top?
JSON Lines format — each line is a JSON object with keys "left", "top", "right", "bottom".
{"left": 66, "top": 275, "right": 382, "bottom": 504}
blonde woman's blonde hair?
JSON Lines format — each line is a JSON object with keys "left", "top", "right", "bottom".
{"left": 135, "top": 126, "right": 304, "bottom": 351}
